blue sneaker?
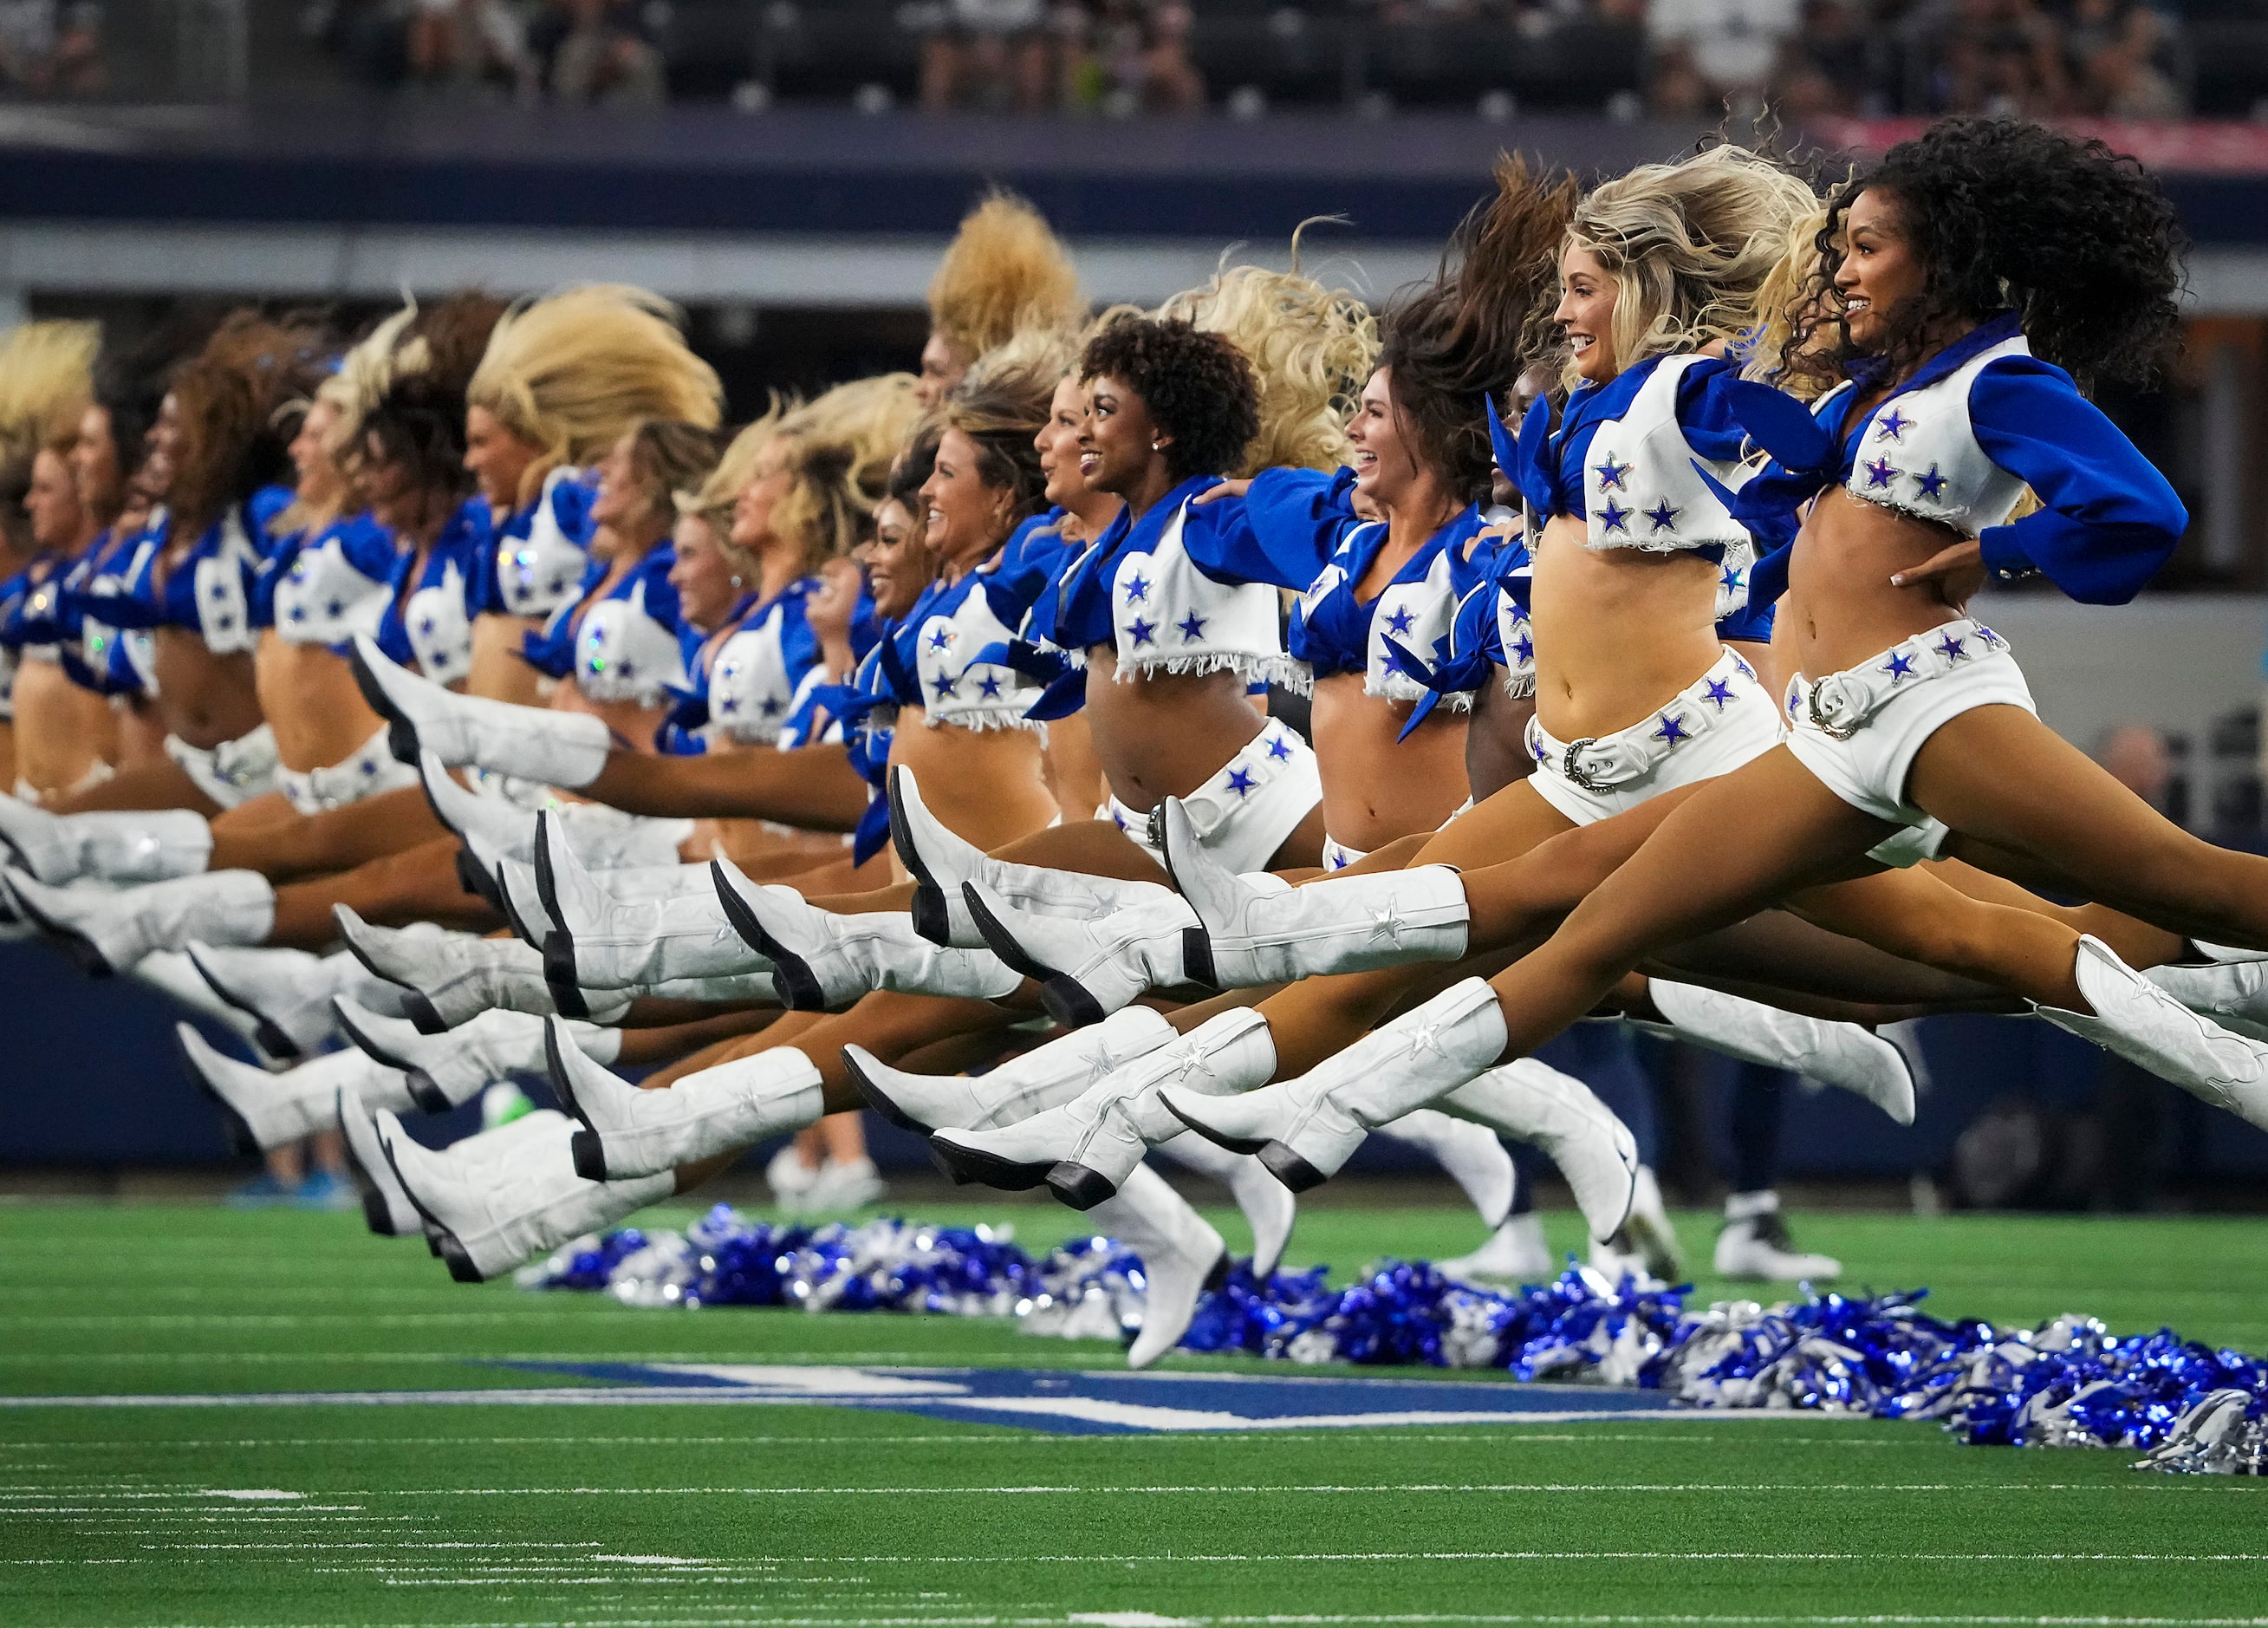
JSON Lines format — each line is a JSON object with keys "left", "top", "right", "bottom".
{"left": 293, "top": 1169, "right": 359, "bottom": 1212}
{"left": 224, "top": 1171, "right": 301, "bottom": 1208}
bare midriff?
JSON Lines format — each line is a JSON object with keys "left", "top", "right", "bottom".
{"left": 1082, "top": 646, "right": 1270, "bottom": 813}
{"left": 470, "top": 614, "right": 546, "bottom": 705}
{"left": 1527, "top": 511, "right": 1725, "bottom": 740}
{"left": 151, "top": 628, "right": 263, "bottom": 751}
{"left": 887, "top": 702, "right": 1061, "bottom": 851}
{"left": 1784, "top": 486, "right": 1977, "bottom": 680}
{"left": 257, "top": 634, "right": 387, "bottom": 772}
{"left": 1311, "top": 669, "right": 1469, "bottom": 851}
{"left": 11, "top": 659, "right": 118, "bottom": 792}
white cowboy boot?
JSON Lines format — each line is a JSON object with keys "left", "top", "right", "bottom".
{"left": 1372, "top": 1108, "right": 1516, "bottom": 1228}
{"left": 420, "top": 754, "right": 689, "bottom": 869}
{"left": 712, "top": 857, "right": 1020, "bottom": 1011}
{"left": 127, "top": 950, "right": 274, "bottom": 1053}
{"left": 1093, "top": 1163, "right": 1227, "bottom": 1370}
{"left": 1148, "top": 1130, "right": 1298, "bottom": 1280}
{"left": 334, "top": 907, "right": 629, "bottom": 1031}
{"left": 177, "top": 1022, "right": 417, "bottom": 1153}
{"left": 930, "top": 1009, "right": 1277, "bottom": 1207}
{"left": 1438, "top": 1214, "right": 1556, "bottom": 1287}
{"left": 1633, "top": 980, "right": 1916, "bottom": 1126}
{"left": 2146, "top": 957, "right": 2268, "bottom": 1043}
{"left": 1712, "top": 1189, "right": 1841, "bottom": 1281}
{"left": 1162, "top": 798, "right": 1469, "bottom": 986}
{"left": 888, "top": 765, "right": 1179, "bottom": 947}
{"left": 1164, "top": 977, "right": 1509, "bottom": 1191}
{"left": 545, "top": 1019, "right": 827, "bottom": 1181}
{"left": 640, "top": 972, "right": 777, "bottom": 1006}
{"left": 375, "top": 1106, "right": 672, "bottom": 1282}
{"left": 2039, "top": 935, "right": 2268, "bottom": 1131}
{"left": 1438, "top": 1059, "right": 1640, "bottom": 1242}
{"left": 336, "top": 1084, "right": 424, "bottom": 1238}
{"left": 189, "top": 941, "right": 413, "bottom": 1059}
{"left": 1588, "top": 1164, "right": 1683, "bottom": 1285}
{"left": 2189, "top": 940, "right": 2268, "bottom": 964}
{"left": 5, "top": 866, "right": 273, "bottom": 975}
{"left": 0, "top": 796, "right": 213, "bottom": 885}
{"left": 351, "top": 634, "right": 612, "bottom": 786}
{"left": 332, "top": 996, "right": 620, "bottom": 1114}
{"left": 844, "top": 1005, "right": 1179, "bottom": 1135}
{"left": 963, "top": 879, "right": 1202, "bottom": 1026}
{"left": 536, "top": 812, "right": 766, "bottom": 993}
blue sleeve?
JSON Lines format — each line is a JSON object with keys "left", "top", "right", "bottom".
{"left": 1967, "top": 361, "right": 2186, "bottom": 606}
{"left": 518, "top": 606, "right": 577, "bottom": 680}
{"left": 1673, "top": 357, "right": 1749, "bottom": 463}
{"left": 1716, "top": 596, "right": 1776, "bottom": 643}
{"left": 1187, "top": 466, "right": 1357, "bottom": 590}
{"left": 246, "top": 485, "right": 296, "bottom": 552}
{"left": 549, "top": 474, "right": 600, "bottom": 545}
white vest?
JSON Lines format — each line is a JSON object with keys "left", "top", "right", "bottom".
{"left": 573, "top": 577, "right": 683, "bottom": 707}
{"left": 1107, "top": 498, "right": 1284, "bottom": 683}
{"left": 1576, "top": 355, "right": 1753, "bottom": 556}
{"left": 1823, "top": 333, "right": 2032, "bottom": 537}
{"left": 273, "top": 531, "right": 392, "bottom": 649}
{"left": 707, "top": 603, "right": 803, "bottom": 746}
{"left": 495, "top": 467, "right": 593, "bottom": 618}
{"left": 404, "top": 558, "right": 473, "bottom": 686}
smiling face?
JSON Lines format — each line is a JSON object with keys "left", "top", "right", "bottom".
{"left": 136, "top": 392, "right": 182, "bottom": 504}
{"left": 358, "top": 429, "right": 427, "bottom": 534}
{"left": 730, "top": 440, "right": 792, "bottom": 553}
{"left": 463, "top": 404, "right": 541, "bottom": 513}
{"left": 590, "top": 430, "right": 645, "bottom": 531}
{"left": 1077, "top": 374, "right": 1166, "bottom": 498}
{"left": 1345, "top": 367, "right": 1424, "bottom": 508}
{"left": 70, "top": 403, "right": 121, "bottom": 518}
{"left": 1036, "top": 374, "right": 1090, "bottom": 509}
{"left": 914, "top": 332, "right": 968, "bottom": 410}
{"left": 1556, "top": 244, "right": 1620, "bottom": 385}
{"left": 920, "top": 427, "right": 1010, "bottom": 565}
{"left": 1834, "top": 187, "right": 1926, "bottom": 354}
{"left": 666, "top": 511, "right": 743, "bottom": 634}
{"left": 288, "top": 398, "right": 342, "bottom": 505}
{"left": 26, "top": 447, "right": 84, "bottom": 551}
{"left": 857, "top": 495, "right": 933, "bottom": 621}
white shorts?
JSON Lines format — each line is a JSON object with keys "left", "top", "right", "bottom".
{"left": 1107, "top": 718, "right": 1322, "bottom": 876}
{"left": 1322, "top": 797, "right": 1473, "bottom": 873}
{"left": 1783, "top": 618, "right": 2033, "bottom": 834}
{"left": 277, "top": 724, "right": 421, "bottom": 816}
{"left": 165, "top": 723, "right": 280, "bottom": 810}
{"left": 1525, "top": 648, "right": 1783, "bottom": 827}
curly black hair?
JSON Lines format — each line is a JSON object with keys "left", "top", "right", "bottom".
{"left": 1079, "top": 315, "right": 1259, "bottom": 480}
{"left": 1380, "top": 153, "right": 1580, "bottom": 505}
{"left": 360, "top": 293, "right": 508, "bottom": 501}
{"left": 1793, "top": 117, "right": 2185, "bottom": 394}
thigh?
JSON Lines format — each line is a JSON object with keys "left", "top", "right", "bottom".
{"left": 209, "top": 791, "right": 298, "bottom": 840}
{"left": 1408, "top": 778, "right": 1579, "bottom": 870}
{"left": 42, "top": 757, "right": 219, "bottom": 816}
{"left": 992, "top": 817, "right": 1174, "bottom": 884}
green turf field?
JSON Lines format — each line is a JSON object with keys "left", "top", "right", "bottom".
{"left": 3, "top": 1197, "right": 2265, "bottom": 1627}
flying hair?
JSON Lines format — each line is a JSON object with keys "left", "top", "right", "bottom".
{"left": 0, "top": 322, "right": 99, "bottom": 468}
{"left": 468, "top": 285, "right": 724, "bottom": 507}
{"left": 354, "top": 293, "right": 510, "bottom": 505}
{"left": 166, "top": 310, "right": 331, "bottom": 539}
{"left": 926, "top": 192, "right": 1084, "bottom": 370}
{"left": 774, "top": 373, "right": 926, "bottom": 575}
{"left": 1563, "top": 142, "right": 1818, "bottom": 390}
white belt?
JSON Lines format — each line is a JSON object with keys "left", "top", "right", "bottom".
{"left": 1113, "top": 718, "right": 1312, "bottom": 855}
{"left": 1787, "top": 619, "right": 2010, "bottom": 741}
{"left": 1527, "top": 649, "right": 1758, "bottom": 795}
{"left": 165, "top": 723, "right": 280, "bottom": 808}
{"left": 277, "top": 725, "right": 420, "bottom": 815}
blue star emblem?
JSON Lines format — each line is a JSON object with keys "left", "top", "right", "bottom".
{"left": 1385, "top": 606, "right": 1416, "bottom": 636}
{"left": 1595, "top": 499, "right": 1632, "bottom": 535}
{"left": 1863, "top": 457, "right": 1900, "bottom": 490}
{"left": 548, "top": 576, "right": 568, "bottom": 596}
{"left": 1875, "top": 407, "right": 1912, "bottom": 443}
{"left": 1530, "top": 735, "right": 1549, "bottom": 763}
{"left": 1882, "top": 651, "right": 1916, "bottom": 681}
{"left": 1127, "top": 616, "right": 1156, "bottom": 648}
{"left": 1593, "top": 454, "right": 1631, "bottom": 492}
{"left": 932, "top": 674, "right": 958, "bottom": 699}
{"left": 1124, "top": 575, "right": 1150, "bottom": 602}
{"left": 360, "top": 759, "right": 377, "bottom": 776}
{"left": 287, "top": 605, "right": 306, "bottom": 622}
{"left": 1702, "top": 679, "right": 1734, "bottom": 710}
{"left": 926, "top": 628, "right": 952, "bottom": 652}
{"left": 1265, "top": 734, "right": 1294, "bottom": 762}
{"left": 977, "top": 673, "right": 1004, "bottom": 699}
{"left": 418, "top": 615, "right": 436, "bottom": 635}
{"left": 1225, "top": 768, "right": 1257, "bottom": 798}
{"left": 759, "top": 695, "right": 784, "bottom": 717}
{"left": 1914, "top": 464, "right": 1947, "bottom": 500}
{"left": 1177, "top": 613, "right": 1205, "bottom": 641}
{"left": 1511, "top": 633, "right": 1534, "bottom": 664}
{"left": 1720, "top": 565, "right": 1742, "bottom": 595}
{"left": 1975, "top": 625, "right": 2002, "bottom": 648}
{"left": 326, "top": 598, "right": 344, "bottom": 617}
{"left": 1644, "top": 500, "right": 1680, "bottom": 533}
{"left": 616, "top": 660, "right": 635, "bottom": 679}
{"left": 718, "top": 696, "right": 739, "bottom": 713}
{"left": 1934, "top": 634, "right": 1969, "bottom": 663}
{"left": 1653, "top": 712, "right": 1690, "bottom": 746}
{"left": 210, "top": 583, "right": 228, "bottom": 600}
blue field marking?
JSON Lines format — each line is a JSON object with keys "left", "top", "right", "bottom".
{"left": 484, "top": 1363, "right": 1704, "bottom": 1434}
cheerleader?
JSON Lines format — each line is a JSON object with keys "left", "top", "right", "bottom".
{"left": 1163, "top": 119, "right": 2268, "bottom": 1182}
{"left": 914, "top": 191, "right": 1084, "bottom": 408}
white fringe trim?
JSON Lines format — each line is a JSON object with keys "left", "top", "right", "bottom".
{"left": 1501, "top": 671, "right": 1537, "bottom": 700}
{"left": 921, "top": 707, "right": 1048, "bottom": 738}
{"left": 1584, "top": 536, "right": 1746, "bottom": 558}
{"left": 1112, "top": 651, "right": 1301, "bottom": 689}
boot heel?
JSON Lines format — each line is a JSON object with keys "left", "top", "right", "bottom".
{"left": 1258, "top": 1142, "right": 1329, "bottom": 1192}
{"left": 1046, "top": 1161, "right": 1120, "bottom": 1211}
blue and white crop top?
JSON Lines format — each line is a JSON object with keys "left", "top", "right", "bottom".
{"left": 255, "top": 511, "right": 400, "bottom": 652}
{"left": 62, "top": 520, "right": 164, "bottom": 696}
{"left": 882, "top": 561, "right": 1054, "bottom": 732}
{"left": 1727, "top": 313, "right": 2187, "bottom": 608}
{"left": 1256, "top": 465, "right": 1490, "bottom": 710}
{"left": 1033, "top": 475, "right": 1299, "bottom": 689}
{"left": 670, "top": 576, "right": 881, "bottom": 750}
{"left": 372, "top": 496, "right": 490, "bottom": 686}
{"left": 522, "top": 545, "right": 683, "bottom": 708}
{"left": 91, "top": 487, "right": 293, "bottom": 659}
{"left": 483, "top": 467, "right": 599, "bottom": 620}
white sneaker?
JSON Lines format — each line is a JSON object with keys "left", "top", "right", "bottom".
{"left": 712, "top": 857, "right": 1019, "bottom": 1010}
{"left": 176, "top": 1022, "right": 416, "bottom": 1153}
{"left": 333, "top": 995, "right": 619, "bottom": 1113}
{"left": 1712, "top": 1190, "right": 1841, "bottom": 1281}
{"left": 800, "top": 1156, "right": 887, "bottom": 1214}
{"left": 845, "top": 1006, "right": 1179, "bottom": 1134}
{"left": 765, "top": 1144, "right": 820, "bottom": 1213}
{"left": 1438, "top": 1212, "right": 1556, "bottom": 1287}
{"left": 545, "top": 1019, "right": 825, "bottom": 1181}
{"left": 5, "top": 866, "right": 273, "bottom": 976}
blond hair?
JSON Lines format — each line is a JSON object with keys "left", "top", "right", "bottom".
{"left": 470, "top": 285, "right": 723, "bottom": 506}
{"left": 927, "top": 192, "right": 1083, "bottom": 369}
{"left": 1563, "top": 144, "right": 1818, "bottom": 390}
{"left": 0, "top": 322, "right": 98, "bottom": 466}
{"left": 1158, "top": 232, "right": 1381, "bottom": 474}
{"left": 698, "top": 374, "right": 924, "bottom": 583}
{"left": 1743, "top": 204, "right": 1837, "bottom": 396}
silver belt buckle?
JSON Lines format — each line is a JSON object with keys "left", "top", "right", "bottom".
{"left": 1145, "top": 803, "right": 1168, "bottom": 854}
{"left": 1804, "top": 679, "right": 1861, "bottom": 741}
{"left": 1561, "top": 738, "right": 1610, "bottom": 793}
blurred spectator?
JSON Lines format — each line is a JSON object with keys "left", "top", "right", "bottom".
{"left": 0, "top": 0, "right": 102, "bottom": 95}
{"left": 2071, "top": 1, "right": 2185, "bottom": 119}
{"left": 531, "top": 0, "right": 666, "bottom": 105}
{"left": 1082, "top": 0, "right": 1202, "bottom": 114}
{"left": 1773, "top": 0, "right": 1884, "bottom": 118}
{"left": 2101, "top": 720, "right": 2177, "bottom": 815}
{"left": 405, "top": 0, "right": 536, "bottom": 97}
{"left": 1649, "top": 0, "right": 1803, "bottom": 115}
{"left": 918, "top": 0, "right": 1058, "bottom": 112}
{"left": 1924, "top": 0, "right": 2069, "bottom": 117}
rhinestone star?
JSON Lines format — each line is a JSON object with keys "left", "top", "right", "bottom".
{"left": 1177, "top": 612, "right": 1205, "bottom": 641}
{"left": 1595, "top": 498, "right": 1632, "bottom": 535}
{"left": 1593, "top": 453, "right": 1631, "bottom": 492}
{"left": 1863, "top": 457, "right": 1900, "bottom": 490}
{"left": 1225, "top": 767, "right": 1256, "bottom": 798}
{"left": 1875, "top": 407, "right": 1912, "bottom": 442}
{"left": 1914, "top": 464, "right": 1948, "bottom": 500}
{"left": 1405, "top": 1023, "right": 1449, "bottom": 1060}
{"left": 1702, "top": 679, "right": 1734, "bottom": 709}
{"left": 1127, "top": 616, "right": 1156, "bottom": 648}
{"left": 927, "top": 628, "right": 952, "bottom": 652}
{"left": 1644, "top": 500, "right": 1680, "bottom": 533}
{"left": 1934, "top": 634, "right": 1970, "bottom": 663}
{"left": 978, "top": 673, "right": 1004, "bottom": 699}
{"left": 1385, "top": 606, "right": 1416, "bottom": 636}
{"left": 1264, "top": 735, "right": 1294, "bottom": 762}
{"left": 1124, "top": 575, "right": 1151, "bottom": 602}
{"left": 1882, "top": 651, "right": 1916, "bottom": 681}
{"left": 1654, "top": 712, "right": 1690, "bottom": 745}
